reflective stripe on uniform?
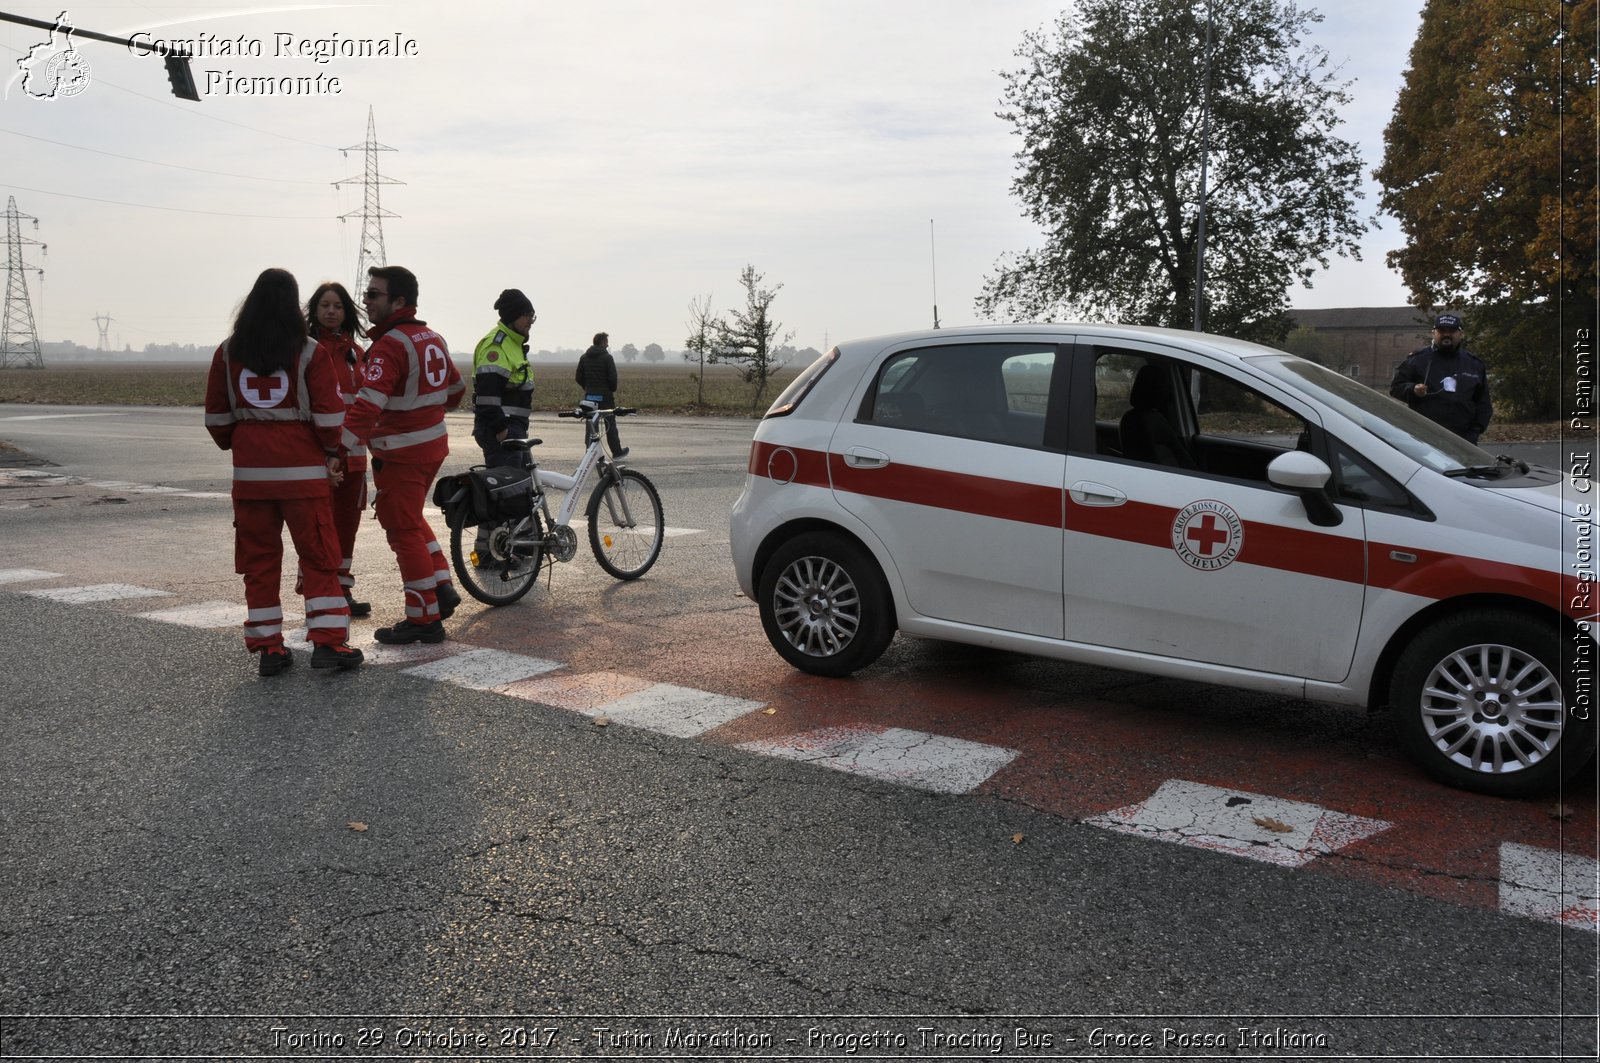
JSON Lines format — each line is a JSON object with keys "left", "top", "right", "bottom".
{"left": 371, "top": 421, "right": 448, "bottom": 451}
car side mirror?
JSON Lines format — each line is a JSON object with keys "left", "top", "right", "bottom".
{"left": 1268, "top": 451, "right": 1342, "bottom": 527}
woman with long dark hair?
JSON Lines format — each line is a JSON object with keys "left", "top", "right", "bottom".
{"left": 205, "top": 268, "right": 363, "bottom": 674}
{"left": 305, "top": 281, "right": 372, "bottom": 617}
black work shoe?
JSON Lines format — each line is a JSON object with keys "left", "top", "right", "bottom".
{"left": 258, "top": 647, "right": 293, "bottom": 676}
{"left": 311, "top": 642, "right": 364, "bottom": 670}
{"left": 344, "top": 592, "right": 372, "bottom": 619}
{"left": 374, "top": 620, "right": 446, "bottom": 645}
{"left": 613, "top": 446, "right": 630, "bottom": 458}
{"left": 435, "top": 582, "right": 461, "bottom": 620}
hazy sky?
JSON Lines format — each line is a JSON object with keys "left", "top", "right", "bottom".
{"left": 1, "top": 0, "right": 1423, "bottom": 356}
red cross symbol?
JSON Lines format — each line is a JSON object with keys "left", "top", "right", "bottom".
{"left": 1185, "top": 514, "right": 1230, "bottom": 556}
{"left": 238, "top": 368, "right": 288, "bottom": 407}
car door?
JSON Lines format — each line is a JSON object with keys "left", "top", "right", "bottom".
{"left": 828, "top": 340, "right": 1067, "bottom": 638}
{"left": 1059, "top": 340, "right": 1367, "bottom": 682}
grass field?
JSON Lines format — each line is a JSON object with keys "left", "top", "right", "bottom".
{"left": 0, "top": 361, "right": 802, "bottom": 416}
{"left": 0, "top": 361, "right": 1560, "bottom": 440}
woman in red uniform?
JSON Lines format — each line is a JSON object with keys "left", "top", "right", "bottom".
{"left": 205, "top": 268, "right": 364, "bottom": 675}
{"left": 306, "top": 281, "right": 372, "bottom": 617}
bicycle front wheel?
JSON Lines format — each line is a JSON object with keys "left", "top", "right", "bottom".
{"left": 450, "top": 511, "right": 544, "bottom": 606}
{"left": 586, "top": 468, "right": 664, "bottom": 580}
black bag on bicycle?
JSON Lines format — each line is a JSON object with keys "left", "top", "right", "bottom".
{"left": 432, "top": 471, "right": 477, "bottom": 528}
{"left": 468, "top": 465, "right": 534, "bottom": 522}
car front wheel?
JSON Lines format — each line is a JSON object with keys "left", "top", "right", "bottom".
{"left": 1389, "top": 610, "right": 1596, "bottom": 797}
{"left": 757, "top": 532, "right": 894, "bottom": 677}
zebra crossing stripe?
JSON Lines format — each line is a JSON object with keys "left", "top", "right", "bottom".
{"left": 583, "top": 682, "right": 763, "bottom": 738}
{"left": 137, "top": 601, "right": 244, "bottom": 628}
{"left": 24, "top": 583, "right": 173, "bottom": 604}
{"left": 0, "top": 568, "right": 63, "bottom": 584}
{"left": 737, "top": 726, "right": 1020, "bottom": 795}
{"left": 1499, "top": 842, "right": 1600, "bottom": 931}
{"left": 401, "top": 647, "right": 564, "bottom": 690}
{"left": 1085, "top": 779, "right": 1391, "bottom": 869}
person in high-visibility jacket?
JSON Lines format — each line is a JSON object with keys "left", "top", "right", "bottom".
{"left": 471, "top": 288, "right": 536, "bottom": 559}
{"left": 342, "top": 265, "right": 466, "bottom": 644}
{"left": 472, "top": 288, "right": 536, "bottom": 461}
{"left": 205, "top": 267, "right": 363, "bottom": 675}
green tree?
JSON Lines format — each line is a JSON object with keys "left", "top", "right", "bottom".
{"left": 978, "top": 0, "right": 1366, "bottom": 342}
{"left": 1376, "top": 0, "right": 1596, "bottom": 418}
{"left": 618, "top": 342, "right": 639, "bottom": 364}
{"left": 711, "top": 265, "right": 793, "bottom": 415}
{"left": 642, "top": 342, "right": 665, "bottom": 364}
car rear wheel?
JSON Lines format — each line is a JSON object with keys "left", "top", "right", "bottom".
{"left": 758, "top": 532, "right": 894, "bottom": 677}
{"left": 1389, "top": 610, "right": 1596, "bottom": 797}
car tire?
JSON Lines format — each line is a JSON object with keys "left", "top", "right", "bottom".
{"left": 1388, "top": 610, "right": 1597, "bottom": 797}
{"left": 758, "top": 531, "right": 895, "bottom": 677}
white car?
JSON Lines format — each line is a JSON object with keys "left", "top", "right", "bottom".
{"left": 730, "top": 324, "right": 1597, "bottom": 797}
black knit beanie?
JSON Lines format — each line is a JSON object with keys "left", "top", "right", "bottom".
{"left": 494, "top": 288, "right": 534, "bottom": 323}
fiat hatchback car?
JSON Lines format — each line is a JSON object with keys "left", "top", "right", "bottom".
{"left": 730, "top": 324, "right": 1597, "bottom": 796}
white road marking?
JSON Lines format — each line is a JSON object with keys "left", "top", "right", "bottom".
{"left": 1499, "top": 842, "right": 1600, "bottom": 931}
{"left": 578, "top": 682, "right": 763, "bottom": 738}
{"left": 137, "top": 601, "right": 243, "bottom": 628}
{"left": 0, "top": 568, "right": 63, "bottom": 584}
{"left": 738, "top": 726, "right": 1020, "bottom": 795}
{"left": 1085, "top": 779, "right": 1391, "bottom": 869}
{"left": 0, "top": 413, "right": 123, "bottom": 421}
{"left": 24, "top": 583, "right": 173, "bottom": 604}
{"left": 401, "top": 647, "right": 564, "bottom": 689}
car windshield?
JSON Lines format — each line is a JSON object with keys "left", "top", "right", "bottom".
{"left": 1250, "top": 355, "right": 1494, "bottom": 473}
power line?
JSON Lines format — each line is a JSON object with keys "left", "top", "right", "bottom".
{"left": 0, "top": 181, "right": 330, "bottom": 220}
{"left": 0, "top": 127, "right": 328, "bottom": 185}
{"left": 334, "top": 107, "right": 402, "bottom": 295}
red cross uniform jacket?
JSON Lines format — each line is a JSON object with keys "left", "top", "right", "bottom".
{"left": 315, "top": 329, "right": 369, "bottom": 474}
{"left": 341, "top": 315, "right": 464, "bottom": 465}
{"left": 204, "top": 338, "right": 346, "bottom": 500}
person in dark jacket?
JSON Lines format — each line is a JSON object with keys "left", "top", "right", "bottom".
{"left": 575, "top": 331, "right": 626, "bottom": 457}
{"left": 1388, "top": 313, "right": 1492, "bottom": 443}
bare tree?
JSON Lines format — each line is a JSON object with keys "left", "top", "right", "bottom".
{"left": 711, "top": 265, "right": 793, "bottom": 415}
{"left": 683, "top": 292, "right": 716, "bottom": 408}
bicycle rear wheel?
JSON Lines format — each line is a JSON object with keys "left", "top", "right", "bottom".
{"left": 586, "top": 468, "right": 663, "bottom": 580}
{"left": 450, "top": 511, "right": 544, "bottom": 606}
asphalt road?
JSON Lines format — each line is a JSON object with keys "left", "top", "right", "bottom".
{"left": 0, "top": 405, "right": 1595, "bottom": 1061}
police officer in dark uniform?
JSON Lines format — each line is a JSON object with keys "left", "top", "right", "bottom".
{"left": 472, "top": 289, "right": 536, "bottom": 562}
{"left": 1388, "top": 313, "right": 1493, "bottom": 443}
{"left": 473, "top": 289, "right": 536, "bottom": 466}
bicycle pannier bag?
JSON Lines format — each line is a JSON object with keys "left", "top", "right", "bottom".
{"left": 469, "top": 465, "right": 534, "bottom": 522}
{"left": 432, "top": 471, "right": 477, "bottom": 528}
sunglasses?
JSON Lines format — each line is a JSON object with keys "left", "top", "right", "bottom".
{"left": 362, "top": 289, "right": 388, "bottom": 300}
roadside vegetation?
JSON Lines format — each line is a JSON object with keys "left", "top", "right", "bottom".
{"left": 0, "top": 362, "right": 804, "bottom": 417}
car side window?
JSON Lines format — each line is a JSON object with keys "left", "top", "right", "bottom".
{"left": 1088, "top": 346, "right": 1311, "bottom": 484}
{"left": 863, "top": 343, "right": 1055, "bottom": 448}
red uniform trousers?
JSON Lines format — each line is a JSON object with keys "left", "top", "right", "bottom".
{"left": 234, "top": 496, "right": 350, "bottom": 651}
{"left": 372, "top": 457, "right": 450, "bottom": 625}
{"left": 331, "top": 468, "right": 368, "bottom": 591}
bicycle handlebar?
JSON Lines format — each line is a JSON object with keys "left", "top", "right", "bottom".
{"left": 558, "top": 406, "right": 637, "bottom": 419}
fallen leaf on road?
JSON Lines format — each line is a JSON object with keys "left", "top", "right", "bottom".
{"left": 594, "top": 716, "right": 611, "bottom": 727}
{"left": 1012, "top": 833, "right": 1025, "bottom": 845}
{"left": 762, "top": 707, "right": 777, "bottom": 715}
{"left": 1253, "top": 816, "right": 1293, "bottom": 834}
{"left": 348, "top": 821, "right": 368, "bottom": 833}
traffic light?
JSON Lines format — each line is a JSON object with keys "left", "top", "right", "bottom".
{"left": 163, "top": 51, "right": 199, "bottom": 101}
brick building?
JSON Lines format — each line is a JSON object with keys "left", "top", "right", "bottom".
{"left": 1287, "top": 307, "right": 1440, "bottom": 389}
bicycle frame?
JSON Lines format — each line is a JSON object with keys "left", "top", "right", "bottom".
{"left": 530, "top": 408, "right": 635, "bottom": 530}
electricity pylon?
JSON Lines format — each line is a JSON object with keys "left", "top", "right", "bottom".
{"left": 93, "top": 313, "right": 113, "bottom": 350}
{"left": 1, "top": 196, "right": 46, "bottom": 369}
{"left": 334, "top": 107, "right": 402, "bottom": 297}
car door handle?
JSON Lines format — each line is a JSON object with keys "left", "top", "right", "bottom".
{"left": 843, "top": 447, "right": 890, "bottom": 469}
{"left": 1069, "top": 480, "right": 1126, "bottom": 506}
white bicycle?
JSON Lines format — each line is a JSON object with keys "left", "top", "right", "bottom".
{"left": 435, "top": 404, "right": 665, "bottom": 606}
